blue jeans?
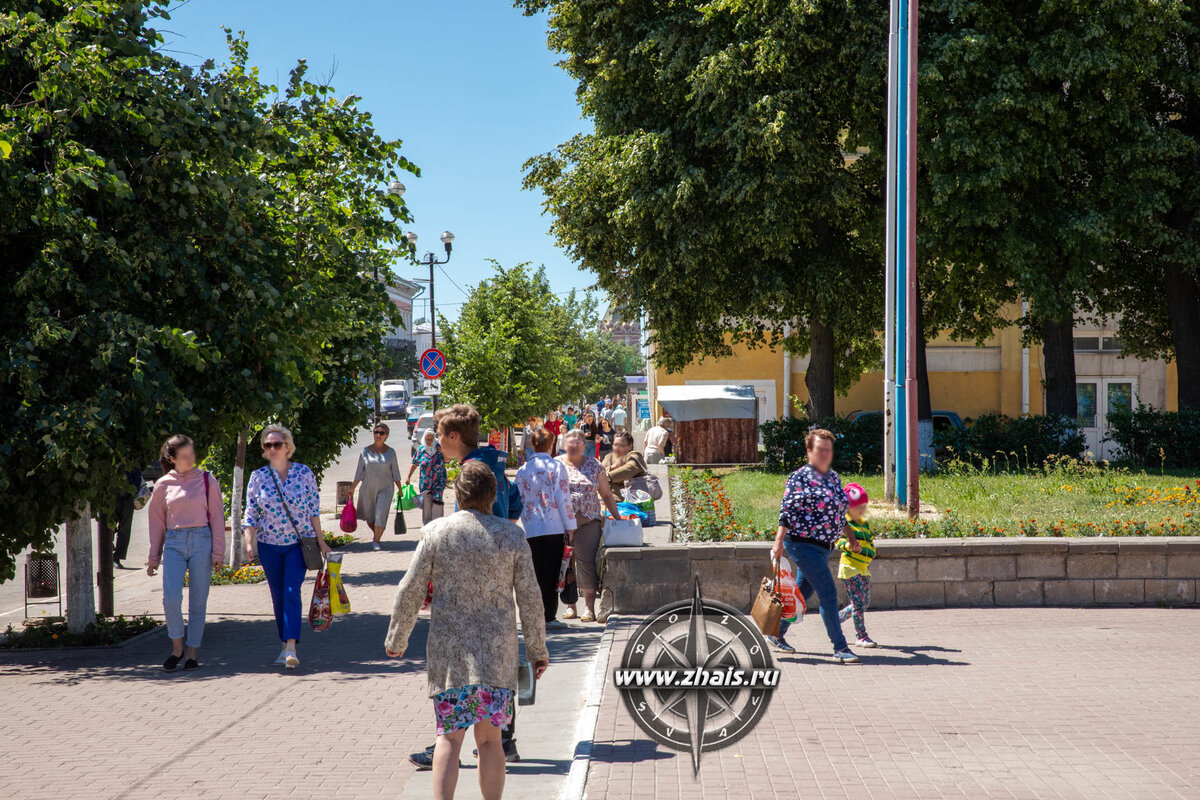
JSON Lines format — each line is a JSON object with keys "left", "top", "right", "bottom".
{"left": 778, "top": 540, "right": 847, "bottom": 652}
{"left": 258, "top": 541, "right": 306, "bottom": 642}
{"left": 162, "top": 526, "right": 213, "bottom": 648}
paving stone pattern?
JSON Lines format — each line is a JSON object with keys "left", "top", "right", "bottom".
{"left": 589, "top": 607, "right": 1200, "bottom": 800}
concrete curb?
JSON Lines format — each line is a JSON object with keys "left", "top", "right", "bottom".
{"left": 558, "top": 613, "right": 619, "bottom": 800}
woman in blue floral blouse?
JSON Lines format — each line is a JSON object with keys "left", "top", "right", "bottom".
{"left": 406, "top": 429, "right": 448, "bottom": 525}
{"left": 242, "top": 424, "right": 331, "bottom": 670}
{"left": 770, "top": 428, "right": 863, "bottom": 664}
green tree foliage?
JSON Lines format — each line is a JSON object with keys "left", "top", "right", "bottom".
{"left": 519, "top": 0, "right": 882, "bottom": 420}
{"left": 0, "top": 2, "right": 415, "bottom": 580}
{"left": 439, "top": 263, "right": 582, "bottom": 430}
{"left": 584, "top": 336, "right": 645, "bottom": 399}
{"left": 914, "top": 0, "right": 1185, "bottom": 417}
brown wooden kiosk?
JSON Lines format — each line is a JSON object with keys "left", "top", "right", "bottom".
{"left": 655, "top": 384, "right": 759, "bottom": 464}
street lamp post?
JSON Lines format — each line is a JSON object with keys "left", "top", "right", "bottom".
{"left": 406, "top": 230, "right": 454, "bottom": 412}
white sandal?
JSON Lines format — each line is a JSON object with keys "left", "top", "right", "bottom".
{"left": 580, "top": 611, "right": 596, "bottom": 623}
{"left": 284, "top": 651, "right": 299, "bottom": 670}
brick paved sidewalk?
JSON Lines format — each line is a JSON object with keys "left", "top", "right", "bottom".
{"left": 589, "top": 607, "right": 1200, "bottom": 800}
{"left": 0, "top": 513, "right": 605, "bottom": 800}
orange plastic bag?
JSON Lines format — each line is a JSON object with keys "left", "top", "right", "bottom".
{"left": 775, "top": 557, "right": 807, "bottom": 624}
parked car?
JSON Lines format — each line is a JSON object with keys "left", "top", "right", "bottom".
{"left": 379, "top": 386, "right": 408, "bottom": 420}
{"left": 411, "top": 411, "right": 436, "bottom": 458}
{"left": 406, "top": 396, "right": 432, "bottom": 436}
{"left": 847, "top": 409, "right": 965, "bottom": 458}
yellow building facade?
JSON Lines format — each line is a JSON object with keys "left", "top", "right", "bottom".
{"left": 650, "top": 309, "right": 1178, "bottom": 461}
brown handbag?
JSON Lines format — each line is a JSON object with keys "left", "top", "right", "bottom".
{"left": 750, "top": 561, "right": 784, "bottom": 637}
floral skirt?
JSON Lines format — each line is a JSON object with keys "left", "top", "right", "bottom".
{"left": 433, "top": 684, "right": 514, "bottom": 736}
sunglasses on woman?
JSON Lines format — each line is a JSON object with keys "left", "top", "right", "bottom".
{"left": 373, "top": 430, "right": 387, "bottom": 436}
{"left": 263, "top": 441, "right": 286, "bottom": 450}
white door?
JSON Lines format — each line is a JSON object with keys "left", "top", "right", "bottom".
{"left": 1076, "top": 378, "right": 1136, "bottom": 461}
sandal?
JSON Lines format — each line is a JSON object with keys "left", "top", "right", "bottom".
{"left": 580, "top": 611, "right": 596, "bottom": 623}
{"left": 562, "top": 608, "right": 577, "bottom": 620}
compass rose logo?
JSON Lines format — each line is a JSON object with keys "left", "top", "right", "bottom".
{"left": 613, "top": 578, "right": 779, "bottom": 773}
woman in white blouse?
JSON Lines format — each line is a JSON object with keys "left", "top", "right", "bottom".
{"left": 514, "top": 427, "right": 576, "bottom": 628}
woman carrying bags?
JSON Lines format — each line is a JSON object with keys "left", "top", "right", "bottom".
{"left": 556, "top": 429, "right": 623, "bottom": 622}
{"left": 243, "top": 424, "right": 331, "bottom": 670}
{"left": 406, "top": 428, "right": 448, "bottom": 525}
{"left": 350, "top": 422, "right": 405, "bottom": 551}
{"left": 146, "top": 434, "right": 225, "bottom": 672}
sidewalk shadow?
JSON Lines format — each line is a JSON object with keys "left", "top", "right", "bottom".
{"left": 590, "top": 738, "right": 674, "bottom": 764}
{"left": 775, "top": 643, "right": 968, "bottom": 667}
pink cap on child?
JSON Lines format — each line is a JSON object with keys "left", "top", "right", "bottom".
{"left": 844, "top": 482, "right": 869, "bottom": 508}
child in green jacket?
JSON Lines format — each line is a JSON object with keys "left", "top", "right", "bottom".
{"left": 834, "top": 483, "right": 876, "bottom": 647}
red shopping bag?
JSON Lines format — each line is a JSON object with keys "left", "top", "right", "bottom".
{"left": 339, "top": 500, "right": 357, "bottom": 533}
{"left": 309, "top": 569, "right": 332, "bottom": 631}
{"left": 557, "top": 545, "right": 575, "bottom": 592}
{"left": 420, "top": 580, "right": 434, "bottom": 610}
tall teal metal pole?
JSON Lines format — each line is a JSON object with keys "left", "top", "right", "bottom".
{"left": 886, "top": 0, "right": 919, "bottom": 516}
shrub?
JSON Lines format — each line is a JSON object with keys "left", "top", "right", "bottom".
{"left": 933, "top": 414, "right": 1085, "bottom": 469}
{"left": 1106, "top": 406, "right": 1200, "bottom": 468}
{"left": 760, "top": 415, "right": 883, "bottom": 474}
{"left": 1, "top": 615, "right": 160, "bottom": 649}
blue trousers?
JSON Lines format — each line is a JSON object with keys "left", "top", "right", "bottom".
{"left": 162, "top": 527, "right": 212, "bottom": 647}
{"left": 258, "top": 541, "right": 306, "bottom": 642}
{"left": 778, "top": 540, "right": 847, "bottom": 652}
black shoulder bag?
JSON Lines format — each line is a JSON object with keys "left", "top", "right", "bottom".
{"left": 268, "top": 467, "right": 324, "bottom": 571}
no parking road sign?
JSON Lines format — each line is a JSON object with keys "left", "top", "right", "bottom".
{"left": 420, "top": 348, "right": 446, "bottom": 380}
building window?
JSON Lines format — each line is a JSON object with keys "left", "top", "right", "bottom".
{"left": 1073, "top": 334, "right": 1123, "bottom": 353}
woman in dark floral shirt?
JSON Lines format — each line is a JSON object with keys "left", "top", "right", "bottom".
{"left": 770, "top": 428, "right": 863, "bottom": 663}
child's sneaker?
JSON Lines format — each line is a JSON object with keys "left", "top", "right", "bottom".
{"left": 855, "top": 637, "right": 877, "bottom": 648}
{"left": 832, "top": 648, "right": 861, "bottom": 664}
{"left": 769, "top": 635, "right": 796, "bottom": 654}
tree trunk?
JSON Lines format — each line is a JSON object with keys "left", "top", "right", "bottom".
{"left": 1163, "top": 263, "right": 1200, "bottom": 411}
{"left": 1041, "top": 315, "right": 1078, "bottom": 418}
{"left": 96, "top": 512, "right": 114, "bottom": 617}
{"left": 66, "top": 504, "right": 95, "bottom": 633}
{"left": 229, "top": 429, "right": 248, "bottom": 567}
{"left": 805, "top": 320, "right": 835, "bottom": 422}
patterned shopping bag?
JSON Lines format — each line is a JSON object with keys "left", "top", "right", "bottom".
{"left": 309, "top": 569, "right": 332, "bottom": 631}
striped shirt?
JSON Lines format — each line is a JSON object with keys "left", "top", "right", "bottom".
{"left": 835, "top": 519, "right": 876, "bottom": 579}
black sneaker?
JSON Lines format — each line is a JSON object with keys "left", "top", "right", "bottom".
{"left": 473, "top": 740, "right": 520, "bottom": 762}
{"left": 409, "top": 746, "right": 459, "bottom": 770}
{"left": 183, "top": 658, "right": 199, "bottom": 671}
{"left": 163, "top": 653, "right": 183, "bottom": 672}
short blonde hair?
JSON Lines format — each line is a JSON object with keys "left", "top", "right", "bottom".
{"left": 561, "top": 428, "right": 586, "bottom": 447}
{"left": 261, "top": 424, "right": 296, "bottom": 458}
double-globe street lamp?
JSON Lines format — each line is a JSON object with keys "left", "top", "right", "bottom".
{"left": 387, "top": 181, "right": 454, "bottom": 413}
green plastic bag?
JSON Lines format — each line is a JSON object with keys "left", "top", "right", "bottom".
{"left": 400, "top": 483, "right": 419, "bottom": 511}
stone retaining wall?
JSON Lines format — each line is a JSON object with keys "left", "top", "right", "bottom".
{"left": 599, "top": 538, "right": 1200, "bottom": 615}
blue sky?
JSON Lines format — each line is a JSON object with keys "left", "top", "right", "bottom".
{"left": 162, "top": 0, "right": 593, "bottom": 322}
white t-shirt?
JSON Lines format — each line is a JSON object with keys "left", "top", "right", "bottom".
{"left": 644, "top": 425, "right": 669, "bottom": 454}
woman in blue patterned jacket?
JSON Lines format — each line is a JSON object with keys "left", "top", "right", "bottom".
{"left": 769, "top": 428, "right": 863, "bottom": 664}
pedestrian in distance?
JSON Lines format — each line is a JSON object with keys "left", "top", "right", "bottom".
{"left": 350, "top": 422, "right": 405, "bottom": 551}
{"left": 386, "top": 460, "right": 549, "bottom": 800}
{"left": 102, "top": 467, "right": 142, "bottom": 569}
{"left": 769, "top": 428, "right": 863, "bottom": 664}
{"left": 596, "top": 416, "right": 616, "bottom": 460}
{"left": 409, "top": 403, "right": 524, "bottom": 770}
{"left": 147, "top": 435, "right": 225, "bottom": 672}
{"left": 514, "top": 426, "right": 577, "bottom": 629}
{"left": 406, "top": 428, "right": 448, "bottom": 525}
{"left": 837, "top": 483, "right": 877, "bottom": 648}
{"left": 557, "top": 429, "right": 623, "bottom": 622}
{"left": 579, "top": 410, "right": 598, "bottom": 455}
{"left": 643, "top": 417, "right": 674, "bottom": 464}
{"left": 611, "top": 402, "right": 628, "bottom": 433}
{"left": 564, "top": 406, "right": 578, "bottom": 430}
{"left": 242, "top": 424, "right": 331, "bottom": 671}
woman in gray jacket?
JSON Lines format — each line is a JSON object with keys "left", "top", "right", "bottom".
{"left": 385, "top": 459, "right": 549, "bottom": 799}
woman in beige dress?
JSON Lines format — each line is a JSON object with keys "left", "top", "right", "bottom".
{"left": 385, "top": 460, "right": 549, "bottom": 800}
{"left": 349, "top": 422, "right": 405, "bottom": 550}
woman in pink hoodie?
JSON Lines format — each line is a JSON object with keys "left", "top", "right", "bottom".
{"left": 146, "top": 434, "right": 225, "bottom": 672}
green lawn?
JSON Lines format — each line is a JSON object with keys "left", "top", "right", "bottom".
{"left": 715, "top": 466, "right": 1200, "bottom": 538}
